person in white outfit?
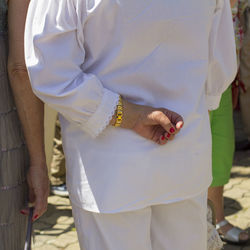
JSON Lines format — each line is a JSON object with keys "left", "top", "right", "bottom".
{"left": 24, "top": 0, "right": 237, "bottom": 249}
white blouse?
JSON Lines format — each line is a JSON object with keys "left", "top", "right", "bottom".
{"left": 25, "top": 0, "right": 237, "bottom": 213}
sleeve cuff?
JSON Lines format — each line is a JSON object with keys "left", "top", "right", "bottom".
{"left": 84, "top": 89, "right": 120, "bottom": 137}
{"left": 205, "top": 94, "right": 222, "bottom": 111}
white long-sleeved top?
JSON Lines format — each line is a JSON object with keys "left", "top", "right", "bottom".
{"left": 25, "top": 0, "right": 237, "bottom": 213}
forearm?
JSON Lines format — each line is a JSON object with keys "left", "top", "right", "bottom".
{"left": 8, "top": 67, "right": 46, "bottom": 164}
{"left": 230, "top": 0, "right": 237, "bottom": 8}
{"left": 8, "top": 0, "right": 46, "bottom": 166}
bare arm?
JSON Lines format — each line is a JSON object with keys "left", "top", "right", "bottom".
{"left": 230, "top": 0, "right": 237, "bottom": 8}
{"left": 7, "top": 0, "right": 49, "bottom": 221}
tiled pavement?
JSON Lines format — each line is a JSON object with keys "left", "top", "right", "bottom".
{"left": 32, "top": 195, "right": 80, "bottom": 250}
{"left": 223, "top": 150, "right": 250, "bottom": 250}
{"left": 32, "top": 111, "right": 250, "bottom": 250}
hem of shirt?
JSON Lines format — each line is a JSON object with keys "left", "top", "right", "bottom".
{"left": 206, "top": 94, "right": 222, "bottom": 110}
{"left": 69, "top": 180, "right": 211, "bottom": 214}
{"left": 84, "top": 89, "right": 120, "bottom": 138}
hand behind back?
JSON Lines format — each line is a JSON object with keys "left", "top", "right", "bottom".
{"left": 119, "top": 99, "right": 184, "bottom": 145}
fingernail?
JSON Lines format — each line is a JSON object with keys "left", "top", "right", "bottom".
{"left": 161, "top": 135, "right": 165, "bottom": 141}
{"left": 34, "top": 214, "right": 39, "bottom": 220}
{"left": 180, "top": 123, "right": 183, "bottom": 128}
{"left": 167, "top": 133, "right": 171, "bottom": 138}
{"left": 170, "top": 127, "right": 175, "bottom": 133}
{"left": 20, "top": 210, "right": 26, "bottom": 215}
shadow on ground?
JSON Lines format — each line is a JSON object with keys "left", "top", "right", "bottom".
{"left": 234, "top": 150, "right": 250, "bottom": 169}
{"left": 33, "top": 200, "right": 76, "bottom": 237}
{"left": 224, "top": 197, "right": 243, "bottom": 217}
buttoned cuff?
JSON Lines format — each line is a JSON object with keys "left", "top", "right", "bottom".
{"left": 84, "top": 89, "right": 120, "bottom": 137}
{"left": 206, "top": 94, "right": 222, "bottom": 111}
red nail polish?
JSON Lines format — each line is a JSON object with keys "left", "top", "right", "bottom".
{"left": 170, "top": 127, "right": 175, "bottom": 133}
{"left": 180, "top": 123, "right": 183, "bottom": 128}
{"left": 34, "top": 214, "right": 39, "bottom": 220}
{"left": 167, "top": 133, "right": 171, "bottom": 138}
{"left": 20, "top": 210, "right": 26, "bottom": 215}
{"left": 161, "top": 135, "right": 165, "bottom": 140}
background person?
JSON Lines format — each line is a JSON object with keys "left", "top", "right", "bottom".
{"left": 208, "top": 0, "right": 249, "bottom": 244}
{"left": 50, "top": 117, "right": 68, "bottom": 197}
{"left": 239, "top": 2, "right": 250, "bottom": 150}
{"left": 0, "top": 0, "right": 49, "bottom": 248}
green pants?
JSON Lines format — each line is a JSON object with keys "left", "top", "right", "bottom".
{"left": 210, "top": 87, "right": 235, "bottom": 187}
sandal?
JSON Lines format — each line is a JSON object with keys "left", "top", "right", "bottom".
{"left": 216, "top": 219, "right": 249, "bottom": 244}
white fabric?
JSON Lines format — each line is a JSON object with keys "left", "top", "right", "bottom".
{"left": 25, "top": 0, "right": 237, "bottom": 213}
{"left": 71, "top": 191, "right": 207, "bottom": 250}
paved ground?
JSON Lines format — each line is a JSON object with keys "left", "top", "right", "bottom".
{"left": 32, "top": 195, "right": 80, "bottom": 250}
{"left": 32, "top": 111, "right": 250, "bottom": 250}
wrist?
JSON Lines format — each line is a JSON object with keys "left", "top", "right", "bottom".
{"left": 120, "top": 99, "right": 141, "bottom": 129}
{"left": 110, "top": 97, "right": 139, "bottom": 129}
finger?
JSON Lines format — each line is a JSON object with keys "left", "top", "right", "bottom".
{"left": 28, "top": 184, "right": 35, "bottom": 204}
{"left": 164, "top": 132, "right": 175, "bottom": 141}
{"left": 32, "top": 197, "right": 48, "bottom": 221}
{"left": 159, "top": 134, "right": 168, "bottom": 145}
{"left": 153, "top": 111, "right": 176, "bottom": 135}
{"left": 20, "top": 207, "right": 29, "bottom": 215}
{"left": 176, "top": 121, "right": 184, "bottom": 130}
{"left": 29, "top": 192, "right": 35, "bottom": 204}
{"left": 165, "top": 109, "right": 184, "bottom": 131}
{"left": 151, "top": 126, "right": 167, "bottom": 145}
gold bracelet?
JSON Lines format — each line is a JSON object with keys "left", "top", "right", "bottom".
{"left": 114, "top": 96, "right": 123, "bottom": 127}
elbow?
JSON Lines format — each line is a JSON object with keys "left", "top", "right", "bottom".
{"left": 7, "top": 62, "right": 30, "bottom": 83}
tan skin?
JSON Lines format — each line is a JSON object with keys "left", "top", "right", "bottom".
{"left": 110, "top": 99, "right": 184, "bottom": 144}
{"left": 7, "top": 0, "right": 49, "bottom": 222}
{"left": 207, "top": 0, "right": 249, "bottom": 242}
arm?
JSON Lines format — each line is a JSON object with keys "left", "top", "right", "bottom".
{"left": 7, "top": 0, "right": 49, "bottom": 221}
{"left": 205, "top": 0, "right": 237, "bottom": 110}
{"left": 230, "top": 0, "right": 237, "bottom": 8}
{"left": 25, "top": 0, "right": 183, "bottom": 145}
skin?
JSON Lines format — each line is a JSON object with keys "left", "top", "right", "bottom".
{"left": 207, "top": 0, "right": 249, "bottom": 242}
{"left": 230, "top": 0, "right": 237, "bottom": 7}
{"left": 208, "top": 188, "right": 249, "bottom": 241}
{"left": 110, "top": 98, "right": 184, "bottom": 145}
{"left": 7, "top": 0, "right": 49, "bottom": 221}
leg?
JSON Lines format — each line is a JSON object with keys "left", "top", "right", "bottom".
{"left": 209, "top": 87, "right": 235, "bottom": 188}
{"left": 208, "top": 186, "right": 224, "bottom": 222}
{"left": 240, "top": 8, "right": 250, "bottom": 141}
{"left": 44, "top": 104, "right": 57, "bottom": 175}
{"left": 50, "top": 118, "right": 66, "bottom": 186}
{"left": 240, "top": 89, "right": 250, "bottom": 141}
{"left": 209, "top": 88, "right": 249, "bottom": 241}
{"left": 71, "top": 204, "right": 152, "bottom": 250}
{"left": 151, "top": 191, "right": 207, "bottom": 250}
{"left": 208, "top": 186, "right": 249, "bottom": 241}
{"left": 50, "top": 118, "right": 68, "bottom": 196}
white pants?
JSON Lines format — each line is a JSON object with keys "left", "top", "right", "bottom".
{"left": 72, "top": 192, "right": 207, "bottom": 250}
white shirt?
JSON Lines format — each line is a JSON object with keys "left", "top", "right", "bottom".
{"left": 25, "top": 0, "right": 237, "bottom": 213}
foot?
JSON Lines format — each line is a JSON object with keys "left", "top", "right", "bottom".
{"left": 216, "top": 219, "right": 249, "bottom": 244}
{"left": 51, "top": 184, "right": 69, "bottom": 197}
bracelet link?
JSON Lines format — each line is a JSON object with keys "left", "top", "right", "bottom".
{"left": 114, "top": 96, "right": 123, "bottom": 127}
